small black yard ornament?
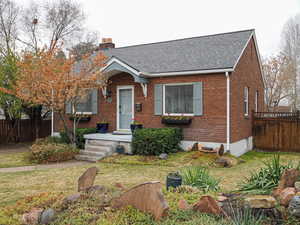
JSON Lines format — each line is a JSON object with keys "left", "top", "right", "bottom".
{"left": 166, "top": 172, "right": 182, "bottom": 190}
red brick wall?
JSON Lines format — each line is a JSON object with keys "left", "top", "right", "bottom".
{"left": 230, "top": 37, "right": 265, "bottom": 143}
{"left": 54, "top": 73, "right": 228, "bottom": 143}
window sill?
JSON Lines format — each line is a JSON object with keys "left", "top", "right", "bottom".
{"left": 163, "top": 114, "right": 194, "bottom": 116}
{"left": 75, "top": 112, "right": 93, "bottom": 115}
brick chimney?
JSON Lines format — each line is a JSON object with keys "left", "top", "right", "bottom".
{"left": 99, "top": 38, "right": 115, "bottom": 50}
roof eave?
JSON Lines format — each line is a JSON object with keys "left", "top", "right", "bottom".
{"left": 140, "top": 68, "right": 234, "bottom": 77}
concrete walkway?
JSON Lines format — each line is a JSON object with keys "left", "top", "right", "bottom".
{"left": 0, "top": 161, "right": 90, "bottom": 173}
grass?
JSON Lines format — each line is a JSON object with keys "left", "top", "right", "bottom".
{"left": 0, "top": 150, "right": 300, "bottom": 224}
{"left": 0, "top": 152, "right": 35, "bottom": 168}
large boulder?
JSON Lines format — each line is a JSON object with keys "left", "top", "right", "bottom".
{"left": 278, "top": 169, "right": 300, "bottom": 189}
{"left": 193, "top": 195, "right": 224, "bottom": 216}
{"left": 21, "top": 208, "right": 43, "bottom": 225}
{"left": 244, "top": 195, "right": 276, "bottom": 209}
{"left": 111, "top": 181, "right": 169, "bottom": 220}
{"left": 78, "top": 167, "right": 99, "bottom": 192}
{"left": 279, "top": 187, "right": 296, "bottom": 207}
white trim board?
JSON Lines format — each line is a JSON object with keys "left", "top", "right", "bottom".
{"left": 116, "top": 85, "right": 134, "bottom": 131}
{"left": 102, "top": 57, "right": 140, "bottom": 77}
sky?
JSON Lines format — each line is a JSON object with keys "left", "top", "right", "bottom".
{"left": 22, "top": 0, "right": 300, "bottom": 57}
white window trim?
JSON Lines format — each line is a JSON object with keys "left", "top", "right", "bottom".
{"left": 116, "top": 85, "right": 134, "bottom": 131}
{"left": 255, "top": 90, "right": 258, "bottom": 112}
{"left": 163, "top": 82, "right": 194, "bottom": 116}
{"left": 244, "top": 87, "right": 249, "bottom": 116}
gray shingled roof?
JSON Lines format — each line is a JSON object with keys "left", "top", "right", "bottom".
{"left": 103, "top": 29, "right": 254, "bottom": 74}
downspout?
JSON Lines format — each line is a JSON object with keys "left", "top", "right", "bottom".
{"left": 225, "top": 72, "right": 230, "bottom": 152}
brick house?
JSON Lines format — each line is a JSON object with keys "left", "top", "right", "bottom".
{"left": 54, "top": 29, "right": 264, "bottom": 157}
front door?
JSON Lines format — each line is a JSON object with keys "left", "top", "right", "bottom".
{"left": 117, "top": 86, "right": 133, "bottom": 130}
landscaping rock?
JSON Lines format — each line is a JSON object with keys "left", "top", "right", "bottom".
{"left": 78, "top": 167, "right": 99, "bottom": 192}
{"left": 193, "top": 195, "right": 224, "bottom": 216}
{"left": 178, "top": 199, "right": 190, "bottom": 210}
{"left": 295, "top": 181, "right": 300, "bottom": 192}
{"left": 217, "top": 195, "right": 228, "bottom": 202}
{"left": 215, "top": 156, "right": 238, "bottom": 168}
{"left": 244, "top": 195, "right": 276, "bottom": 209}
{"left": 279, "top": 187, "right": 296, "bottom": 207}
{"left": 288, "top": 195, "right": 300, "bottom": 217}
{"left": 159, "top": 153, "right": 168, "bottom": 160}
{"left": 21, "top": 208, "right": 43, "bottom": 225}
{"left": 278, "top": 169, "right": 300, "bottom": 189}
{"left": 272, "top": 187, "right": 283, "bottom": 198}
{"left": 40, "top": 208, "right": 56, "bottom": 225}
{"left": 111, "top": 181, "right": 169, "bottom": 220}
{"left": 62, "top": 193, "right": 81, "bottom": 205}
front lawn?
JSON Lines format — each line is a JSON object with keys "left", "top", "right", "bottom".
{"left": 0, "top": 150, "right": 300, "bottom": 224}
{"left": 0, "top": 152, "right": 35, "bottom": 168}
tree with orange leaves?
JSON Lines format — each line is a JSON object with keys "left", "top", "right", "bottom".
{"left": 14, "top": 47, "right": 107, "bottom": 145}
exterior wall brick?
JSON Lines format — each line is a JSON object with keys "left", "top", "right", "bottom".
{"left": 230, "top": 37, "right": 265, "bottom": 143}
{"left": 54, "top": 36, "right": 264, "bottom": 144}
{"left": 54, "top": 73, "right": 227, "bottom": 143}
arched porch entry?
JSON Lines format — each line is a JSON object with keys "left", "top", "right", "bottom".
{"left": 101, "top": 57, "right": 148, "bottom": 131}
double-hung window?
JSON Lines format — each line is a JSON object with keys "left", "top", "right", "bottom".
{"left": 164, "top": 83, "right": 194, "bottom": 115}
{"left": 255, "top": 90, "right": 258, "bottom": 112}
{"left": 244, "top": 87, "right": 249, "bottom": 116}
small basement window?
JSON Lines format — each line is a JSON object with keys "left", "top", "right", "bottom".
{"left": 164, "top": 83, "right": 193, "bottom": 115}
{"left": 244, "top": 87, "right": 249, "bottom": 116}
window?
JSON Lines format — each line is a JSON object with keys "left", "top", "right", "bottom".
{"left": 74, "top": 91, "right": 93, "bottom": 113}
{"left": 255, "top": 90, "right": 258, "bottom": 112}
{"left": 164, "top": 84, "right": 193, "bottom": 115}
{"left": 244, "top": 87, "right": 249, "bottom": 116}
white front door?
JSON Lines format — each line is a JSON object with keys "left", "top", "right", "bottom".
{"left": 117, "top": 86, "right": 134, "bottom": 130}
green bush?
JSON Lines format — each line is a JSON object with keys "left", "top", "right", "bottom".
{"left": 60, "top": 128, "right": 97, "bottom": 149}
{"left": 180, "top": 166, "right": 220, "bottom": 192}
{"left": 239, "top": 154, "right": 293, "bottom": 194}
{"left": 132, "top": 128, "right": 183, "bottom": 155}
{"left": 29, "top": 138, "right": 79, "bottom": 163}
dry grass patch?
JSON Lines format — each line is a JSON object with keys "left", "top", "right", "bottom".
{"left": 0, "top": 152, "right": 35, "bottom": 168}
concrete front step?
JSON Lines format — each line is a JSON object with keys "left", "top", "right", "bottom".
{"left": 87, "top": 139, "right": 118, "bottom": 147}
{"left": 79, "top": 150, "right": 106, "bottom": 157}
{"left": 75, "top": 142, "right": 116, "bottom": 162}
{"left": 75, "top": 154, "right": 103, "bottom": 162}
{"left": 84, "top": 145, "right": 114, "bottom": 154}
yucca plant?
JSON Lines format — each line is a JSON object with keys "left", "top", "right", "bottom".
{"left": 180, "top": 166, "right": 220, "bottom": 192}
{"left": 239, "top": 154, "right": 292, "bottom": 194}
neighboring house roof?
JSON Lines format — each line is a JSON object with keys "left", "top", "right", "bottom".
{"left": 103, "top": 29, "right": 255, "bottom": 75}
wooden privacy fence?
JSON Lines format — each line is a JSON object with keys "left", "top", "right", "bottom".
{"left": 253, "top": 111, "right": 300, "bottom": 152}
{"left": 0, "top": 119, "right": 51, "bottom": 144}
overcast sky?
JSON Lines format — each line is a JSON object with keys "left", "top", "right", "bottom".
{"left": 22, "top": 0, "right": 300, "bottom": 57}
